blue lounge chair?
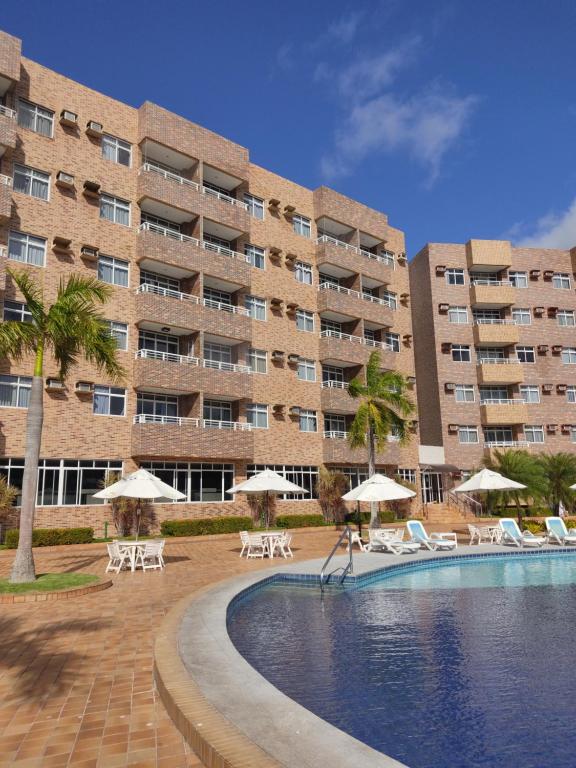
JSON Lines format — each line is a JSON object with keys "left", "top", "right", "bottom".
{"left": 545, "top": 517, "right": 576, "bottom": 545}
{"left": 498, "top": 518, "right": 545, "bottom": 548}
{"left": 406, "top": 520, "right": 457, "bottom": 551}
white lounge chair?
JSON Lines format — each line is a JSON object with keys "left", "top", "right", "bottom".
{"left": 406, "top": 520, "right": 457, "bottom": 551}
{"left": 498, "top": 518, "right": 546, "bottom": 548}
{"left": 367, "top": 529, "right": 420, "bottom": 555}
{"left": 135, "top": 540, "right": 165, "bottom": 570}
{"left": 545, "top": 517, "right": 576, "bottom": 545}
{"left": 105, "top": 541, "right": 130, "bottom": 573}
{"left": 468, "top": 523, "right": 497, "bottom": 545}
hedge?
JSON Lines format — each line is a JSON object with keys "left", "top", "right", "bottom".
{"left": 5, "top": 527, "right": 94, "bottom": 548}
{"left": 344, "top": 510, "right": 397, "bottom": 525}
{"left": 521, "top": 520, "right": 545, "bottom": 534}
{"left": 274, "top": 514, "right": 327, "bottom": 529}
{"left": 160, "top": 516, "right": 253, "bottom": 537}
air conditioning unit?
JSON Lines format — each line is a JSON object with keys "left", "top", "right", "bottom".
{"left": 547, "top": 424, "right": 558, "bottom": 433}
{"left": 271, "top": 350, "right": 285, "bottom": 361}
{"left": 283, "top": 205, "right": 296, "bottom": 218}
{"left": 537, "top": 344, "right": 549, "bottom": 353}
{"left": 552, "top": 345, "right": 563, "bottom": 354}
{"left": 60, "top": 109, "right": 78, "bottom": 127}
{"left": 534, "top": 306, "right": 545, "bottom": 316}
{"left": 407, "top": 376, "right": 416, "bottom": 386}
{"left": 45, "top": 378, "right": 65, "bottom": 391}
{"left": 75, "top": 381, "right": 94, "bottom": 394}
{"left": 287, "top": 354, "right": 300, "bottom": 365}
{"left": 562, "top": 424, "right": 573, "bottom": 434}
{"left": 530, "top": 269, "right": 541, "bottom": 279}
{"left": 284, "top": 253, "right": 297, "bottom": 264}
{"left": 543, "top": 270, "right": 554, "bottom": 280}
{"left": 86, "top": 120, "right": 103, "bottom": 137}
{"left": 289, "top": 406, "right": 301, "bottom": 417}
{"left": 286, "top": 302, "right": 299, "bottom": 313}
{"left": 56, "top": 171, "right": 75, "bottom": 189}
{"left": 268, "top": 246, "right": 282, "bottom": 260}
{"left": 400, "top": 293, "right": 410, "bottom": 304}
{"left": 435, "top": 265, "right": 446, "bottom": 275}
{"left": 270, "top": 297, "right": 283, "bottom": 309}
{"left": 548, "top": 307, "right": 558, "bottom": 317}
{"left": 438, "top": 303, "right": 449, "bottom": 313}
{"left": 557, "top": 384, "right": 568, "bottom": 393}
{"left": 448, "top": 424, "right": 459, "bottom": 433}
{"left": 53, "top": 236, "right": 72, "bottom": 252}
{"left": 445, "top": 382, "right": 456, "bottom": 391}
{"left": 81, "top": 245, "right": 99, "bottom": 261}
{"left": 268, "top": 198, "right": 280, "bottom": 210}
{"left": 441, "top": 342, "right": 452, "bottom": 353}
{"left": 273, "top": 404, "right": 285, "bottom": 415}
{"left": 83, "top": 180, "right": 101, "bottom": 198}
{"left": 543, "top": 383, "right": 554, "bottom": 392}
{"left": 397, "top": 252, "right": 407, "bottom": 263}
{"left": 403, "top": 334, "right": 412, "bottom": 344}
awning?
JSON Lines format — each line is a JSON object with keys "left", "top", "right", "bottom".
{"left": 419, "top": 463, "right": 461, "bottom": 473}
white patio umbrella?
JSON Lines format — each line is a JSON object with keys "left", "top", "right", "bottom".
{"left": 454, "top": 468, "right": 526, "bottom": 493}
{"left": 93, "top": 468, "right": 185, "bottom": 539}
{"left": 227, "top": 469, "right": 307, "bottom": 528}
{"left": 342, "top": 473, "right": 415, "bottom": 532}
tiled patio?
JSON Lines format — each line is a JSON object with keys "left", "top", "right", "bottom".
{"left": 0, "top": 529, "right": 341, "bottom": 768}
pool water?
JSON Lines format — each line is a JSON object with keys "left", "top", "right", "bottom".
{"left": 228, "top": 554, "right": 576, "bottom": 768}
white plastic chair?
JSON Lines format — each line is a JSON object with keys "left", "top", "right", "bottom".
{"left": 239, "top": 531, "right": 250, "bottom": 557}
{"left": 245, "top": 534, "right": 267, "bottom": 559}
{"left": 105, "top": 541, "right": 130, "bottom": 573}
{"left": 274, "top": 532, "right": 294, "bottom": 558}
{"left": 135, "top": 540, "right": 164, "bottom": 570}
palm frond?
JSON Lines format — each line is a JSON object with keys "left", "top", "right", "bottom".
{"left": 7, "top": 269, "right": 46, "bottom": 327}
{"left": 348, "top": 404, "right": 369, "bottom": 448}
{"left": 348, "top": 376, "right": 367, "bottom": 399}
{"left": 0, "top": 321, "right": 39, "bottom": 361}
{"left": 365, "top": 351, "right": 382, "bottom": 389}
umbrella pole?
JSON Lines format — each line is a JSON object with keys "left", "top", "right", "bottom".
{"left": 135, "top": 499, "right": 141, "bottom": 542}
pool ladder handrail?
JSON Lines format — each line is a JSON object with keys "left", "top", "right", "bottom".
{"left": 320, "top": 526, "right": 354, "bottom": 591}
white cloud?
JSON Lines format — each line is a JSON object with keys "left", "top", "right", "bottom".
{"left": 514, "top": 198, "right": 576, "bottom": 249}
{"left": 337, "top": 37, "right": 421, "bottom": 101}
{"left": 325, "top": 12, "right": 363, "bottom": 44}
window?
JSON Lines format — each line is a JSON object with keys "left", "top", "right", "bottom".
{"left": 17, "top": 99, "right": 54, "bottom": 137}
{"left": 567, "top": 386, "right": 576, "bottom": 403}
{"left": 321, "top": 318, "right": 342, "bottom": 334}
{"left": 204, "top": 342, "right": 232, "bottom": 366}
{"left": 553, "top": 273, "right": 571, "bottom": 290}
{"left": 525, "top": 425, "right": 545, "bottom": 444}
{"left": 397, "top": 469, "right": 417, "bottom": 485}
{"left": 295, "top": 261, "right": 313, "bottom": 285}
{"left": 520, "top": 385, "right": 540, "bottom": 404}
{"left": 297, "top": 358, "right": 316, "bottom": 382}
{"left": 0, "top": 375, "right": 32, "bottom": 408}
{"left": 512, "top": 308, "right": 531, "bottom": 325}
{"left": 98, "top": 255, "right": 129, "bottom": 287}
{"left": 139, "top": 330, "right": 179, "bottom": 355}
{"left": 484, "top": 427, "right": 513, "bottom": 445}
{"left": 102, "top": 134, "right": 131, "bottom": 167}
{"left": 296, "top": 309, "right": 314, "bottom": 332}
{"left": 140, "top": 270, "right": 180, "bottom": 292}
{"left": 104, "top": 320, "right": 128, "bottom": 351}
{"left": 8, "top": 231, "right": 46, "bottom": 267}
{"left": 3, "top": 300, "right": 32, "bottom": 323}
{"left": 137, "top": 393, "right": 178, "bottom": 419}
{"left": 448, "top": 306, "right": 468, "bottom": 324}
{"left": 455, "top": 384, "right": 475, "bottom": 402}
{"left": 322, "top": 366, "right": 344, "bottom": 385}
{"left": 562, "top": 348, "right": 576, "bottom": 365}
{"left": 446, "top": 268, "right": 465, "bottom": 286}
{"left": 248, "top": 348, "right": 267, "bottom": 374}
{"left": 141, "top": 462, "right": 234, "bottom": 503}
{"left": 572, "top": 428, "right": 576, "bottom": 444}
{"left": 93, "top": 386, "right": 126, "bottom": 417}
{"left": 364, "top": 328, "right": 376, "bottom": 343}
{"left": 203, "top": 400, "right": 232, "bottom": 426}
{"left": 204, "top": 287, "right": 232, "bottom": 308}
{"left": 293, "top": 214, "right": 311, "bottom": 238}
{"left": 324, "top": 414, "right": 346, "bottom": 435}
{"left": 458, "top": 426, "right": 479, "bottom": 444}
{"left": 452, "top": 345, "right": 471, "bottom": 362}
{"left": 244, "top": 194, "right": 264, "bottom": 220}
{"left": 509, "top": 271, "right": 527, "bottom": 288}
{"left": 141, "top": 211, "right": 180, "bottom": 234}
{"left": 248, "top": 464, "right": 317, "bottom": 499}
{"left": 480, "top": 386, "right": 508, "bottom": 404}
{"left": 100, "top": 194, "right": 130, "bottom": 226}
{"left": 245, "top": 244, "right": 265, "bottom": 269}
{"left": 244, "top": 295, "right": 266, "bottom": 320}
{"left": 246, "top": 403, "right": 268, "bottom": 429}
{"left": 385, "top": 331, "right": 400, "bottom": 352}
{"left": 299, "top": 409, "right": 317, "bottom": 432}
{"left": 381, "top": 290, "right": 397, "bottom": 310}
{"left": 13, "top": 164, "right": 50, "bottom": 200}
{"left": 517, "top": 346, "right": 535, "bottom": 363}
{"left": 558, "top": 310, "right": 576, "bottom": 327}
{"left": 477, "top": 348, "right": 505, "bottom": 363}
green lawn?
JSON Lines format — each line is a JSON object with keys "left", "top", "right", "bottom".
{"left": 0, "top": 573, "right": 100, "bottom": 594}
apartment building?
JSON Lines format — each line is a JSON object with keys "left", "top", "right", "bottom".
{"left": 411, "top": 238, "right": 576, "bottom": 502}
{"left": 0, "top": 30, "right": 418, "bottom": 533}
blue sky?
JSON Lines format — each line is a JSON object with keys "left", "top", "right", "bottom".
{"left": 3, "top": 0, "right": 576, "bottom": 255}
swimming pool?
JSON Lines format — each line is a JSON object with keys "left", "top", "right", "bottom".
{"left": 228, "top": 552, "right": 576, "bottom": 768}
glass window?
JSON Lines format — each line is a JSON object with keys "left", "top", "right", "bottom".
{"left": 204, "top": 342, "right": 232, "bottom": 366}
{"left": 17, "top": 99, "right": 54, "bottom": 137}
{"left": 324, "top": 414, "right": 346, "bottom": 435}
{"left": 525, "top": 425, "right": 545, "bottom": 444}
{"left": 296, "top": 309, "right": 314, "bottom": 332}
{"left": 137, "top": 393, "right": 178, "bottom": 418}
{"left": 248, "top": 348, "right": 267, "bottom": 374}
{"left": 299, "top": 409, "right": 317, "bottom": 432}
{"left": 244, "top": 295, "right": 266, "bottom": 320}
{"left": 562, "top": 348, "right": 576, "bottom": 365}
{"left": 509, "top": 271, "right": 527, "bottom": 288}
{"left": 385, "top": 331, "right": 400, "bottom": 352}
{"left": 139, "top": 330, "right": 179, "bottom": 355}
{"left": 458, "top": 426, "right": 479, "bottom": 443}
{"left": 141, "top": 211, "right": 180, "bottom": 234}
{"left": 3, "top": 300, "right": 32, "bottom": 323}
{"left": 553, "top": 273, "right": 571, "bottom": 290}
{"left": 13, "top": 164, "right": 50, "bottom": 201}
{"left": 100, "top": 194, "right": 130, "bottom": 226}
{"left": 104, "top": 320, "right": 128, "bottom": 351}
{"left": 203, "top": 400, "right": 232, "bottom": 426}
{"left": 455, "top": 384, "right": 475, "bottom": 402}
{"left": 246, "top": 403, "right": 268, "bottom": 429}
{"left": 445, "top": 268, "right": 465, "bottom": 285}
{"left": 295, "top": 261, "right": 313, "bottom": 285}
{"left": 520, "top": 385, "right": 540, "bottom": 403}
{"left": 93, "top": 386, "right": 126, "bottom": 416}
{"left": 204, "top": 287, "right": 232, "bottom": 308}
{"left": 448, "top": 306, "right": 468, "bottom": 324}
{"left": 140, "top": 462, "right": 236, "bottom": 503}
{"left": 101, "top": 134, "right": 131, "bottom": 167}
{"left": 381, "top": 290, "right": 397, "bottom": 310}
{"left": 248, "top": 464, "right": 317, "bottom": 499}
{"left": 0, "top": 375, "right": 32, "bottom": 408}
{"left": 140, "top": 270, "right": 181, "bottom": 292}
{"left": 98, "top": 255, "right": 129, "bottom": 287}
{"left": 293, "top": 214, "right": 311, "bottom": 238}
{"left": 484, "top": 427, "right": 514, "bottom": 445}
{"left": 244, "top": 194, "right": 264, "bottom": 220}
{"left": 557, "top": 310, "right": 575, "bottom": 327}
{"left": 297, "top": 358, "right": 316, "bottom": 382}
{"left": 8, "top": 231, "right": 46, "bottom": 267}
{"left": 322, "top": 366, "right": 345, "bottom": 385}
{"left": 517, "top": 346, "right": 535, "bottom": 363}
{"left": 245, "top": 244, "right": 265, "bottom": 269}
{"left": 512, "top": 308, "right": 531, "bottom": 325}
{"left": 452, "top": 345, "right": 471, "bottom": 362}
{"left": 567, "top": 386, "right": 576, "bottom": 403}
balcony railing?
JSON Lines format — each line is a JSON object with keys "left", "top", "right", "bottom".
{"left": 318, "top": 282, "right": 396, "bottom": 309}
{"left": 0, "top": 104, "right": 16, "bottom": 119}
{"left": 202, "top": 359, "right": 252, "bottom": 374}
{"left": 201, "top": 185, "right": 248, "bottom": 209}
{"left": 0, "top": 174, "right": 13, "bottom": 187}
{"left": 203, "top": 419, "right": 253, "bottom": 431}
{"left": 135, "top": 349, "right": 200, "bottom": 365}
{"left": 473, "top": 318, "right": 517, "bottom": 325}
{"left": 138, "top": 221, "right": 199, "bottom": 244}
{"left": 316, "top": 235, "right": 395, "bottom": 268}
{"left": 480, "top": 399, "right": 526, "bottom": 405}
{"left": 323, "top": 430, "right": 348, "bottom": 439}
{"left": 321, "top": 380, "right": 349, "bottom": 389}
{"left": 484, "top": 440, "right": 529, "bottom": 448}
{"left": 139, "top": 163, "right": 200, "bottom": 189}
{"left": 470, "top": 279, "right": 513, "bottom": 287}
{"left": 133, "top": 413, "right": 252, "bottom": 430}
{"left": 137, "top": 283, "right": 251, "bottom": 315}
{"left": 319, "top": 328, "right": 394, "bottom": 352}
{"left": 477, "top": 357, "right": 521, "bottom": 365}
{"left": 201, "top": 239, "right": 250, "bottom": 262}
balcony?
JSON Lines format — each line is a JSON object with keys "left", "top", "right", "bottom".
{"left": 0, "top": 105, "right": 16, "bottom": 155}
{"left": 138, "top": 164, "right": 249, "bottom": 231}
{"left": 469, "top": 280, "right": 516, "bottom": 307}
{"left": 135, "top": 284, "right": 252, "bottom": 342}
{"left": 317, "top": 283, "right": 395, "bottom": 326}
{"left": 483, "top": 440, "right": 530, "bottom": 450}
{"left": 133, "top": 349, "right": 253, "bottom": 399}
{"left": 0, "top": 174, "right": 11, "bottom": 222}
{"left": 131, "top": 414, "right": 254, "bottom": 459}
{"left": 320, "top": 381, "right": 356, "bottom": 414}
{"left": 136, "top": 222, "right": 251, "bottom": 285}
{"left": 322, "top": 431, "right": 400, "bottom": 464}
{"left": 480, "top": 400, "right": 528, "bottom": 425}
{"left": 319, "top": 329, "right": 395, "bottom": 366}
{"left": 466, "top": 239, "right": 512, "bottom": 270}
{"left": 477, "top": 358, "right": 524, "bottom": 385}
{"left": 316, "top": 235, "right": 394, "bottom": 283}
{"left": 472, "top": 319, "right": 519, "bottom": 346}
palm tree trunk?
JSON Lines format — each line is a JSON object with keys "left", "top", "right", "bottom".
{"left": 10, "top": 373, "right": 43, "bottom": 583}
{"left": 368, "top": 422, "right": 379, "bottom": 529}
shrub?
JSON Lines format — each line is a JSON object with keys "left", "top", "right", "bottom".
{"left": 522, "top": 520, "right": 545, "bottom": 534}
{"left": 344, "top": 509, "right": 397, "bottom": 525}
{"left": 274, "top": 514, "right": 326, "bottom": 529}
{"left": 160, "top": 516, "right": 253, "bottom": 537}
{"left": 5, "top": 527, "right": 94, "bottom": 548}
{"left": 564, "top": 517, "right": 576, "bottom": 530}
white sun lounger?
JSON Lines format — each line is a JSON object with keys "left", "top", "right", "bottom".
{"left": 406, "top": 520, "right": 457, "bottom": 551}
{"left": 367, "top": 529, "right": 420, "bottom": 555}
{"left": 499, "top": 518, "right": 546, "bottom": 548}
{"left": 545, "top": 517, "right": 576, "bottom": 546}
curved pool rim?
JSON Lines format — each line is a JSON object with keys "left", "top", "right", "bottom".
{"left": 157, "top": 546, "right": 576, "bottom": 768}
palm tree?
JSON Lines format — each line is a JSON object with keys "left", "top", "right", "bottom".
{"left": 0, "top": 270, "right": 125, "bottom": 583}
{"left": 348, "top": 351, "right": 415, "bottom": 528}
{"left": 483, "top": 449, "right": 546, "bottom": 524}
{"left": 537, "top": 452, "right": 576, "bottom": 516}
